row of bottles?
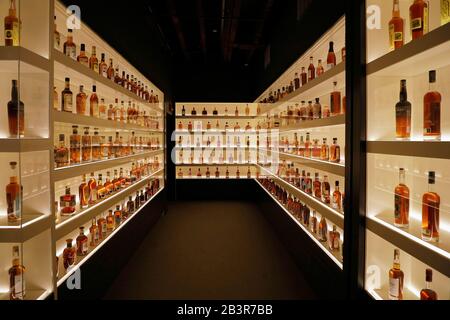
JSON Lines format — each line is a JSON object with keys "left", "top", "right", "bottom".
{"left": 56, "top": 23, "right": 160, "bottom": 106}
{"left": 177, "top": 148, "right": 256, "bottom": 165}
{"left": 279, "top": 134, "right": 342, "bottom": 163}
{"left": 275, "top": 161, "right": 344, "bottom": 212}
{"left": 258, "top": 178, "right": 343, "bottom": 259}
{"left": 61, "top": 179, "right": 161, "bottom": 275}
{"left": 57, "top": 159, "right": 160, "bottom": 218}
{"left": 177, "top": 135, "right": 259, "bottom": 148}
{"left": 177, "top": 167, "right": 253, "bottom": 179}
{"left": 388, "top": 0, "right": 449, "bottom": 51}
{"left": 180, "top": 104, "right": 258, "bottom": 117}
{"left": 177, "top": 120, "right": 255, "bottom": 132}
{"left": 54, "top": 126, "right": 160, "bottom": 168}
{"left": 56, "top": 78, "right": 161, "bottom": 129}
{"left": 259, "top": 42, "right": 345, "bottom": 104}
{"left": 395, "top": 70, "right": 442, "bottom": 140}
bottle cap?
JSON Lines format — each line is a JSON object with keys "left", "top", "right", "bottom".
{"left": 425, "top": 269, "right": 433, "bottom": 282}
{"left": 429, "top": 70, "right": 436, "bottom": 83}
{"left": 428, "top": 171, "right": 436, "bottom": 184}
{"left": 80, "top": 43, "right": 85, "bottom": 51}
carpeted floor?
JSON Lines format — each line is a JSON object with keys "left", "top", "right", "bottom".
{"left": 104, "top": 201, "right": 317, "bottom": 300}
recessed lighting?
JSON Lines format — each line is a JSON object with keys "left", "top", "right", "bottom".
{"left": 212, "top": 29, "right": 218, "bottom": 33}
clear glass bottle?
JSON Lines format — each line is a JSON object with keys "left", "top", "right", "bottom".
{"left": 422, "top": 171, "right": 440, "bottom": 242}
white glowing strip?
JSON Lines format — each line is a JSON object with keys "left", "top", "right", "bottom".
{"left": 368, "top": 289, "right": 383, "bottom": 301}
{"left": 175, "top": 146, "right": 260, "bottom": 149}
{"left": 177, "top": 177, "right": 255, "bottom": 180}
{"left": 53, "top": 150, "right": 163, "bottom": 173}
{"left": 255, "top": 179, "right": 343, "bottom": 270}
{"left": 36, "top": 290, "right": 51, "bottom": 301}
{"left": 369, "top": 215, "right": 450, "bottom": 261}
{"left": 258, "top": 165, "right": 345, "bottom": 220}
{"left": 260, "top": 148, "right": 346, "bottom": 168}
{"left": 174, "top": 131, "right": 259, "bottom": 135}
{"left": 57, "top": 187, "right": 165, "bottom": 287}
{"left": 21, "top": 170, "right": 50, "bottom": 179}
{"left": 280, "top": 123, "right": 345, "bottom": 133}
{"left": 0, "top": 214, "right": 48, "bottom": 230}
{"left": 56, "top": 168, "right": 164, "bottom": 231}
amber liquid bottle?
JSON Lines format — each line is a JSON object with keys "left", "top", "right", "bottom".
{"left": 62, "top": 77, "right": 73, "bottom": 113}
{"left": 76, "top": 85, "right": 87, "bottom": 115}
{"left": 88, "top": 172, "right": 97, "bottom": 205}
{"left": 63, "top": 29, "right": 76, "bottom": 59}
{"left": 70, "top": 125, "right": 81, "bottom": 164}
{"left": 332, "top": 181, "right": 342, "bottom": 211}
{"left": 326, "top": 41, "right": 336, "bottom": 70}
{"left": 395, "top": 80, "right": 411, "bottom": 140}
{"left": 4, "top": 0, "right": 20, "bottom": 46}
{"left": 89, "top": 46, "right": 99, "bottom": 73}
{"left": 423, "top": 70, "right": 441, "bottom": 140}
{"left": 81, "top": 127, "right": 91, "bottom": 162}
{"left": 76, "top": 227, "right": 88, "bottom": 256}
{"left": 422, "top": 171, "right": 440, "bottom": 242}
{"left": 77, "top": 44, "right": 89, "bottom": 67}
{"left": 322, "top": 176, "right": 331, "bottom": 204}
{"left": 410, "top": 0, "right": 429, "bottom": 40}
{"left": 79, "top": 174, "right": 89, "bottom": 209}
{"left": 55, "top": 134, "right": 69, "bottom": 168}
{"left": 99, "top": 53, "right": 108, "bottom": 77}
{"left": 330, "top": 138, "right": 340, "bottom": 163}
{"left": 63, "top": 239, "right": 76, "bottom": 270}
{"left": 394, "top": 168, "right": 409, "bottom": 228}
{"left": 9, "top": 246, "right": 25, "bottom": 300}
{"left": 389, "top": 0, "right": 404, "bottom": 50}
{"left": 90, "top": 85, "right": 99, "bottom": 118}
{"left": 389, "top": 249, "right": 404, "bottom": 300}
{"left": 330, "top": 81, "right": 341, "bottom": 116}
{"left": 308, "top": 57, "right": 315, "bottom": 81}
{"left": 420, "top": 269, "right": 438, "bottom": 300}
{"left": 6, "top": 161, "right": 22, "bottom": 222}
{"left": 7, "top": 79, "right": 25, "bottom": 138}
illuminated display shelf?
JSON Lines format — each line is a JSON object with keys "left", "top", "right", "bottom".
{"left": 53, "top": 110, "right": 164, "bottom": 133}
{"left": 175, "top": 146, "right": 260, "bottom": 150}
{"left": 175, "top": 130, "right": 259, "bottom": 135}
{"left": 56, "top": 187, "right": 164, "bottom": 287}
{"left": 0, "top": 139, "right": 50, "bottom": 153}
{"left": 259, "top": 62, "right": 346, "bottom": 116}
{"left": 278, "top": 114, "right": 346, "bottom": 132}
{"left": 367, "top": 23, "right": 450, "bottom": 77}
{"left": 257, "top": 165, "right": 344, "bottom": 229}
{"left": 255, "top": 179, "right": 343, "bottom": 269}
{"left": 55, "top": 168, "right": 164, "bottom": 239}
{"left": 0, "top": 289, "right": 51, "bottom": 301}
{"left": 367, "top": 141, "right": 450, "bottom": 160}
{"left": 176, "top": 164, "right": 256, "bottom": 167}
{"left": 176, "top": 115, "right": 257, "bottom": 120}
{"left": 0, "top": 46, "right": 51, "bottom": 71}
{"left": 52, "top": 149, "right": 163, "bottom": 182}
{"left": 258, "top": 148, "right": 345, "bottom": 177}
{"left": 53, "top": 50, "right": 162, "bottom": 113}
{"left": 0, "top": 215, "right": 52, "bottom": 243}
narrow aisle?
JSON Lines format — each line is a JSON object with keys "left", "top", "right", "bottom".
{"left": 105, "top": 201, "right": 317, "bottom": 300}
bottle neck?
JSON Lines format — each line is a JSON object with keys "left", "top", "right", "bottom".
{"left": 393, "top": 0, "right": 400, "bottom": 17}
{"left": 428, "top": 182, "right": 435, "bottom": 193}
{"left": 429, "top": 81, "right": 436, "bottom": 92}
{"left": 399, "top": 172, "right": 405, "bottom": 184}
{"left": 11, "top": 82, "right": 18, "bottom": 100}
{"left": 400, "top": 86, "right": 407, "bottom": 102}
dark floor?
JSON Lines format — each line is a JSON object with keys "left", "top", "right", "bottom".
{"left": 104, "top": 201, "right": 317, "bottom": 300}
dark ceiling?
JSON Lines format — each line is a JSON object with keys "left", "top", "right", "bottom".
{"left": 61, "top": 0, "right": 344, "bottom": 102}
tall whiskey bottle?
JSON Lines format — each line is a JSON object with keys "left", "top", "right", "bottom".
{"left": 76, "top": 85, "right": 87, "bottom": 115}
{"left": 389, "top": 249, "right": 404, "bottom": 300}
{"left": 422, "top": 171, "right": 440, "bottom": 242}
{"left": 79, "top": 174, "right": 89, "bottom": 209}
{"left": 7, "top": 79, "right": 25, "bottom": 138}
{"left": 326, "top": 41, "right": 336, "bottom": 70}
{"left": 63, "top": 29, "right": 76, "bottom": 59}
{"left": 389, "top": 0, "right": 404, "bottom": 50}
{"left": 89, "top": 46, "right": 99, "bottom": 73}
{"left": 90, "top": 85, "right": 99, "bottom": 118}
{"left": 423, "top": 70, "right": 441, "bottom": 140}
{"left": 9, "top": 246, "right": 25, "bottom": 300}
{"left": 4, "top": 0, "right": 20, "bottom": 46}
{"left": 410, "top": 0, "right": 429, "bottom": 40}
{"left": 395, "top": 80, "right": 411, "bottom": 140}
{"left": 308, "top": 57, "right": 315, "bottom": 81}
{"left": 330, "top": 81, "right": 341, "bottom": 116}
{"left": 62, "top": 78, "right": 73, "bottom": 113}
{"left": 77, "top": 44, "right": 89, "bottom": 67}
{"left": 394, "top": 168, "right": 409, "bottom": 228}
{"left": 6, "top": 161, "right": 22, "bottom": 222}
{"left": 99, "top": 53, "right": 108, "bottom": 77}
{"left": 420, "top": 269, "right": 438, "bottom": 300}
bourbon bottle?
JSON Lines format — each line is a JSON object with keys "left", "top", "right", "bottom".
{"left": 55, "top": 134, "right": 69, "bottom": 168}
{"left": 89, "top": 218, "right": 99, "bottom": 247}
{"left": 330, "top": 82, "right": 341, "bottom": 116}
{"left": 98, "top": 214, "right": 107, "bottom": 239}
{"left": 313, "top": 173, "right": 322, "bottom": 199}
{"left": 9, "top": 245, "right": 25, "bottom": 300}
{"left": 322, "top": 176, "right": 331, "bottom": 204}
{"left": 60, "top": 186, "right": 76, "bottom": 216}
{"left": 6, "top": 161, "right": 22, "bottom": 222}
{"left": 423, "top": 70, "right": 441, "bottom": 140}
{"left": 422, "top": 171, "right": 440, "bottom": 242}
{"left": 90, "top": 85, "right": 99, "bottom": 118}
{"left": 389, "top": 249, "right": 404, "bottom": 300}
{"left": 99, "top": 53, "right": 108, "bottom": 77}
{"left": 318, "top": 216, "right": 328, "bottom": 242}
{"left": 316, "top": 59, "right": 324, "bottom": 77}
{"left": 62, "top": 78, "right": 73, "bottom": 113}
{"left": 79, "top": 174, "right": 89, "bottom": 209}
{"left": 7, "top": 79, "right": 25, "bottom": 138}
{"left": 76, "top": 85, "right": 87, "bottom": 115}
{"left": 394, "top": 168, "right": 409, "bottom": 228}
{"left": 330, "top": 138, "right": 340, "bottom": 163}
{"left": 76, "top": 227, "right": 88, "bottom": 256}
{"left": 326, "top": 41, "right": 336, "bottom": 70}
{"left": 107, "top": 58, "right": 115, "bottom": 80}
{"left": 389, "top": 0, "right": 404, "bottom": 50}
{"left": 89, "top": 46, "right": 99, "bottom": 73}
{"left": 301, "top": 67, "right": 307, "bottom": 86}
{"left": 4, "top": 0, "right": 20, "bottom": 46}
{"left": 77, "top": 44, "right": 89, "bottom": 67}
{"left": 308, "top": 57, "right": 315, "bottom": 81}
{"left": 81, "top": 127, "right": 91, "bottom": 162}
{"left": 420, "top": 269, "right": 438, "bottom": 300}
{"left": 106, "top": 210, "right": 114, "bottom": 232}
{"left": 410, "top": 0, "right": 429, "bottom": 40}
{"left": 395, "top": 80, "right": 412, "bottom": 139}
{"left": 70, "top": 125, "right": 81, "bottom": 164}
{"left": 63, "top": 29, "right": 76, "bottom": 60}
{"left": 63, "top": 239, "right": 76, "bottom": 270}
{"left": 332, "top": 181, "right": 342, "bottom": 211}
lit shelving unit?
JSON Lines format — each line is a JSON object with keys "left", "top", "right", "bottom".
{"left": 364, "top": 0, "right": 449, "bottom": 300}
{"left": 0, "top": 0, "right": 166, "bottom": 300}
{"left": 252, "top": 16, "right": 346, "bottom": 271}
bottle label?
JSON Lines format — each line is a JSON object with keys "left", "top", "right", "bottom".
{"left": 6, "top": 191, "right": 21, "bottom": 220}
{"left": 13, "top": 275, "right": 25, "bottom": 299}
{"left": 63, "top": 94, "right": 73, "bottom": 112}
{"left": 442, "top": 0, "right": 450, "bottom": 25}
{"left": 54, "top": 33, "right": 61, "bottom": 49}
{"left": 424, "top": 102, "right": 441, "bottom": 135}
{"left": 5, "top": 22, "right": 19, "bottom": 45}
{"left": 389, "top": 24, "right": 403, "bottom": 49}
{"left": 389, "top": 278, "right": 400, "bottom": 299}
{"left": 82, "top": 241, "right": 88, "bottom": 253}
{"left": 411, "top": 17, "right": 422, "bottom": 31}
{"left": 424, "top": 6, "right": 429, "bottom": 33}
{"left": 65, "top": 46, "right": 76, "bottom": 59}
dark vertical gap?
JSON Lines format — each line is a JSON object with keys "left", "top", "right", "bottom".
{"left": 344, "top": 0, "right": 368, "bottom": 300}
